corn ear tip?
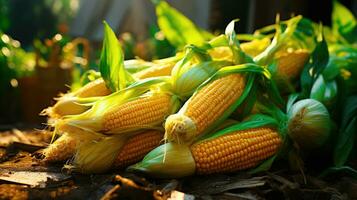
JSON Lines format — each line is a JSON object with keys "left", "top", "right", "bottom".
{"left": 164, "top": 113, "right": 197, "bottom": 144}
{"left": 126, "top": 143, "right": 195, "bottom": 178}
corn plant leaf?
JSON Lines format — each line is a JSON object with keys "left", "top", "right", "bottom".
{"left": 312, "top": 35, "right": 329, "bottom": 77}
{"left": 300, "top": 34, "right": 329, "bottom": 98}
{"left": 154, "top": 0, "right": 205, "bottom": 49}
{"left": 332, "top": 1, "right": 357, "bottom": 44}
{"left": 99, "top": 22, "right": 133, "bottom": 92}
{"left": 287, "top": 17, "right": 316, "bottom": 50}
{"left": 323, "top": 56, "right": 345, "bottom": 80}
{"left": 334, "top": 95, "right": 357, "bottom": 166}
{"left": 310, "top": 75, "right": 338, "bottom": 107}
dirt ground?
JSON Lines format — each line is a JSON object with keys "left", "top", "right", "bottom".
{"left": 0, "top": 129, "right": 356, "bottom": 200}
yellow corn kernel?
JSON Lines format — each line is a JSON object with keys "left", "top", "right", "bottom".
{"left": 184, "top": 74, "right": 245, "bottom": 133}
{"left": 74, "top": 78, "right": 112, "bottom": 98}
{"left": 114, "top": 130, "right": 163, "bottom": 168}
{"left": 241, "top": 38, "right": 271, "bottom": 57}
{"left": 190, "top": 127, "right": 282, "bottom": 174}
{"left": 42, "top": 133, "right": 77, "bottom": 163}
{"left": 276, "top": 49, "right": 310, "bottom": 81}
{"left": 165, "top": 73, "right": 245, "bottom": 144}
{"left": 208, "top": 47, "right": 234, "bottom": 61}
{"left": 134, "top": 63, "right": 175, "bottom": 79}
{"left": 103, "top": 93, "right": 173, "bottom": 133}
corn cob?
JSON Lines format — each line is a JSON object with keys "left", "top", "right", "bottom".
{"left": 134, "top": 62, "right": 175, "bottom": 79}
{"left": 64, "top": 90, "right": 180, "bottom": 134}
{"left": 114, "top": 130, "right": 163, "bottom": 168}
{"left": 130, "top": 127, "right": 282, "bottom": 178}
{"left": 165, "top": 73, "right": 245, "bottom": 144}
{"left": 46, "top": 122, "right": 162, "bottom": 172}
{"left": 102, "top": 92, "right": 175, "bottom": 133}
{"left": 73, "top": 78, "right": 111, "bottom": 98}
{"left": 275, "top": 49, "right": 310, "bottom": 81}
{"left": 42, "top": 133, "right": 77, "bottom": 163}
{"left": 191, "top": 127, "right": 281, "bottom": 174}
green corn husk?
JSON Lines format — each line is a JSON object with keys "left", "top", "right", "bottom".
{"left": 310, "top": 75, "right": 338, "bottom": 108}
{"left": 128, "top": 143, "right": 195, "bottom": 178}
{"left": 169, "top": 21, "right": 258, "bottom": 100}
{"left": 288, "top": 99, "right": 331, "bottom": 150}
{"left": 100, "top": 22, "right": 135, "bottom": 92}
{"left": 171, "top": 60, "right": 232, "bottom": 98}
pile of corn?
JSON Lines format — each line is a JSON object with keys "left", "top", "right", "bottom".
{"left": 40, "top": 1, "right": 357, "bottom": 178}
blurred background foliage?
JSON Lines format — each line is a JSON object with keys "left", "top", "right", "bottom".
{"left": 0, "top": 0, "right": 356, "bottom": 127}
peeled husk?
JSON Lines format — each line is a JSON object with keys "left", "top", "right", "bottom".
{"left": 288, "top": 99, "right": 331, "bottom": 150}
{"left": 57, "top": 123, "right": 128, "bottom": 173}
{"left": 41, "top": 96, "right": 92, "bottom": 119}
{"left": 74, "top": 134, "right": 127, "bottom": 173}
{"left": 128, "top": 143, "right": 196, "bottom": 178}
